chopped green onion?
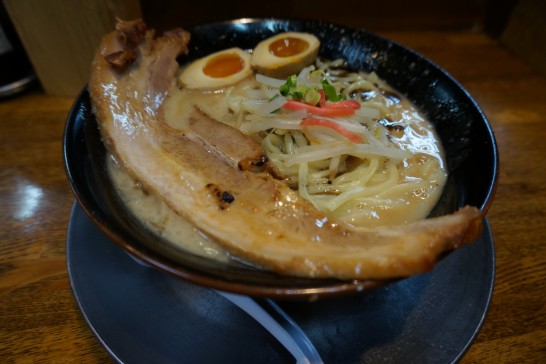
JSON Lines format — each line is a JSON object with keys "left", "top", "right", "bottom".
{"left": 279, "top": 74, "right": 342, "bottom": 106}
{"left": 309, "top": 69, "right": 325, "bottom": 79}
{"left": 320, "top": 78, "right": 345, "bottom": 102}
{"left": 280, "top": 75, "right": 297, "bottom": 96}
{"left": 304, "top": 89, "right": 321, "bottom": 105}
{"left": 290, "top": 91, "right": 304, "bottom": 100}
{"left": 268, "top": 93, "right": 281, "bottom": 102}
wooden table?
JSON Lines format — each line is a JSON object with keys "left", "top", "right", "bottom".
{"left": 1, "top": 29, "right": 545, "bottom": 362}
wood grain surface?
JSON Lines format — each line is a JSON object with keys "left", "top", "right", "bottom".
{"left": 1, "top": 29, "right": 545, "bottom": 363}
{"left": 3, "top": 0, "right": 141, "bottom": 97}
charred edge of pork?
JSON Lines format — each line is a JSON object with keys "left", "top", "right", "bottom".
{"left": 206, "top": 183, "right": 235, "bottom": 210}
{"left": 105, "top": 18, "right": 148, "bottom": 70}
{"left": 238, "top": 155, "right": 269, "bottom": 172}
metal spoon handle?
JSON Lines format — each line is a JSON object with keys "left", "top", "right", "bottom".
{"left": 217, "top": 291, "right": 324, "bottom": 364}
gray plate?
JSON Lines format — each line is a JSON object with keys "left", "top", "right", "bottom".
{"left": 67, "top": 203, "right": 494, "bottom": 363}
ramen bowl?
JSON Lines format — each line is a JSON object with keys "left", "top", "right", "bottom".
{"left": 63, "top": 18, "right": 498, "bottom": 299}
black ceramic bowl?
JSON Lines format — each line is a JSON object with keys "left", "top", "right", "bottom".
{"left": 63, "top": 18, "right": 498, "bottom": 299}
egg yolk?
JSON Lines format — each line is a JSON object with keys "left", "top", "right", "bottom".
{"left": 203, "top": 53, "right": 245, "bottom": 78}
{"left": 268, "top": 37, "right": 309, "bottom": 57}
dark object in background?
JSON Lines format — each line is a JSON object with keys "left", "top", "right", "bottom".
{"left": 0, "top": 3, "right": 35, "bottom": 98}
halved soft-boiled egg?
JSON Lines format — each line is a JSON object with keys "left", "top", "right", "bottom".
{"left": 179, "top": 48, "right": 252, "bottom": 89}
{"left": 251, "top": 32, "right": 320, "bottom": 79}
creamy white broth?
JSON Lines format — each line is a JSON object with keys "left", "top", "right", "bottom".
{"left": 107, "top": 155, "right": 232, "bottom": 262}
{"left": 110, "top": 64, "right": 447, "bottom": 259}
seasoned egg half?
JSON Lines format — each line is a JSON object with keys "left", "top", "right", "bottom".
{"left": 251, "top": 32, "right": 320, "bottom": 79}
{"left": 179, "top": 48, "right": 252, "bottom": 89}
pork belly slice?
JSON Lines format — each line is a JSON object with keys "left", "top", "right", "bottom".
{"left": 185, "top": 108, "right": 280, "bottom": 175}
{"left": 89, "top": 20, "right": 483, "bottom": 280}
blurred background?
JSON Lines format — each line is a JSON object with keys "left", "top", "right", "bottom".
{"left": 1, "top": 0, "right": 543, "bottom": 97}
{"left": 141, "top": 0, "right": 513, "bottom": 34}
